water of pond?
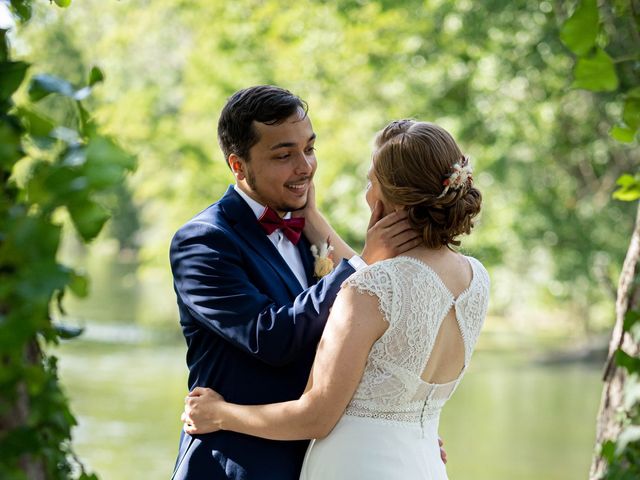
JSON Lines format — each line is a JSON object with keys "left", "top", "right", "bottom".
{"left": 55, "top": 335, "right": 601, "bottom": 480}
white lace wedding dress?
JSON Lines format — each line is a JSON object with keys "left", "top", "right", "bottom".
{"left": 299, "top": 255, "right": 490, "bottom": 480}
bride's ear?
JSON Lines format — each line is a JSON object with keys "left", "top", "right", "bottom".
{"left": 384, "top": 202, "right": 403, "bottom": 216}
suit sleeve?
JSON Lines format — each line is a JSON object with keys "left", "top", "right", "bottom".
{"left": 170, "top": 221, "right": 356, "bottom": 367}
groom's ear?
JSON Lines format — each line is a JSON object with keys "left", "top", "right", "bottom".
{"left": 228, "top": 154, "right": 246, "bottom": 181}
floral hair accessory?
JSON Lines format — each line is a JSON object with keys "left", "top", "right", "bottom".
{"left": 311, "top": 237, "right": 334, "bottom": 279}
{"left": 437, "top": 156, "right": 473, "bottom": 198}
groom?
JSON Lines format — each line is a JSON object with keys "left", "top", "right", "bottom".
{"left": 170, "top": 86, "right": 420, "bottom": 479}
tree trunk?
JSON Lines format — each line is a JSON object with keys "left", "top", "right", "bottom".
{"left": 590, "top": 201, "right": 640, "bottom": 479}
{"left": 0, "top": 339, "right": 46, "bottom": 480}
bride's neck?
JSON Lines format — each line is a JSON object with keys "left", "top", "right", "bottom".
{"left": 401, "top": 244, "right": 455, "bottom": 260}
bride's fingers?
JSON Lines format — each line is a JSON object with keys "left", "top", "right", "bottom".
{"left": 389, "top": 229, "right": 420, "bottom": 245}
{"left": 371, "top": 209, "right": 407, "bottom": 229}
{"left": 395, "top": 237, "right": 423, "bottom": 254}
{"left": 367, "top": 201, "right": 384, "bottom": 230}
{"left": 377, "top": 216, "right": 416, "bottom": 239}
{"left": 307, "top": 181, "right": 316, "bottom": 206}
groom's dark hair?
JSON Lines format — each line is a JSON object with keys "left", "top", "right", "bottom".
{"left": 218, "top": 85, "right": 308, "bottom": 165}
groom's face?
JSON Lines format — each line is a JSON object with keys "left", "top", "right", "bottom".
{"left": 231, "top": 109, "right": 317, "bottom": 215}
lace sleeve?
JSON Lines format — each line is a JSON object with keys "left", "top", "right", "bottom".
{"left": 341, "top": 262, "right": 396, "bottom": 325}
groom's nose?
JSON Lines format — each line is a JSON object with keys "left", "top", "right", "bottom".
{"left": 293, "top": 152, "right": 315, "bottom": 175}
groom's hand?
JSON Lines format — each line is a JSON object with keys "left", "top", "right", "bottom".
{"left": 361, "top": 201, "right": 421, "bottom": 265}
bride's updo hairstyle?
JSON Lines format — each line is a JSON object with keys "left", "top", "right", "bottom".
{"left": 372, "top": 119, "right": 482, "bottom": 249}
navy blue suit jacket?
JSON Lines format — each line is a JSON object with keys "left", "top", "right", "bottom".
{"left": 170, "top": 186, "right": 356, "bottom": 479}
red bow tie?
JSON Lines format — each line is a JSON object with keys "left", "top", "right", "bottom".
{"left": 258, "top": 207, "right": 305, "bottom": 245}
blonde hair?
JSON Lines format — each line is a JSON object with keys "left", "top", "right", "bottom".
{"left": 373, "top": 120, "right": 482, "bottom": 248}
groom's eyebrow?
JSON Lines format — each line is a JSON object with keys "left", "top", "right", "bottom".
{"left": 270, "top": 133, "right": 316, "bottom": 150}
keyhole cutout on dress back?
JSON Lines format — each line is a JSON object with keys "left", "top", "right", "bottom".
{"left": 417, "top": 256, "right": 473, "bottom": 385}
{"left": 420, "top": 309, "right": 465, "bottom": 384}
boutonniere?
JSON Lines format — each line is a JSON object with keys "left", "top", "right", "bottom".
{"left": 310, "top": 237, "right": 334, "bottom": 279}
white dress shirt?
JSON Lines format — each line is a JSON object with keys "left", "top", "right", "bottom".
{"left": 233, "top": 185, "right": 367, "bottom": 289}
{"left": 234, "top": 185, "right": 309, "bottom": 289}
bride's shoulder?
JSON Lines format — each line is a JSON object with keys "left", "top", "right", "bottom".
{"left": 341, "top": 259, "right": 396, "bottom": 290}
{"left": 463, "top": 255, "right": 491, "bottom": 288}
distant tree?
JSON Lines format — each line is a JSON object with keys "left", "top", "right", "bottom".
{"left": 20, "top": 0, "right": 636, "bottom": 328}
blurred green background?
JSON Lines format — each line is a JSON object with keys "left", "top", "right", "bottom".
{"left": 6, "top": 0, "right": 638, "bottom": 478}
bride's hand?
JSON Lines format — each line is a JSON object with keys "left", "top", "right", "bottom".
{"left": 293, "top": 180, "right": 317, "bottom": 219}
{"left": 181, "top": 387, "right": 225, "bottom": 435}
{"left": 360, "top": 202, "right": 422, "bottom": 265}
{"left": 294, "top": 181, "right": 328, "bottom": 246}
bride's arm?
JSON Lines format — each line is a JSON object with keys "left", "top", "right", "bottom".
{"left": 182, "top": 286, "right": 388, "bottom": 441}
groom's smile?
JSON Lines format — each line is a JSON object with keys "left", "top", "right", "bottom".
{"left": 284, "top": 178, "right": 311, "bottom": 195}
{"left": 229, "top": 108, "right": 317, "bottom": 216}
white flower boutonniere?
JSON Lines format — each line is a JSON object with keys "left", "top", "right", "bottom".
{"left": 311, "top": 237, "right": 334, "bottom": 279}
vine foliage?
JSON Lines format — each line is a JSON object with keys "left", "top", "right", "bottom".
{"left": 0, "top": 1, "right": 135, "bottom": 478}
{"left": 559, "top": 0, "right": 640, "bottom": 478}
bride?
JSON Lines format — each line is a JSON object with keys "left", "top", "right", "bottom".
{"left": 181, "top": 119, "right": 490, "bottom": 479}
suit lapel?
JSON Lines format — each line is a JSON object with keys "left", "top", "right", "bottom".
{"left": 297, "top": 235, "right": 316, "bottom": 286}
{"left": 219, "top": 186, "right": 304, "bottom": 297}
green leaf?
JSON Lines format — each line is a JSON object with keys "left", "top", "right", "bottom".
{"left": 55, "top": 288, "right": 67, "bottom": 316}
{"left": 51, "top": 126, "right": 81, "bottom": 146}
{"left": 616, "top": 174, "right": 639, "bottom": 187}
{"left": 615, "top": 426, "right": 640, "bottom": 456}
{"left": 0, "top": 29, "right": 8, "bottom": 63}
{"left": 623, "top": 97, "right": 640, "bottom": 130}
{"left": 53, "top": 0, "right": 72, "bottom": 6}
{"left": 0, "top": 116, "right": 24, "bottom": 171}
{"left": 629, "top": 323, "right": 640, "bottom": 344}
{"left": 67, "top": 198, "right": 110, "bottom": 242}
{"left": 53, "top": 323, "right": 84, "bottom": 339}
{"left": 88, "top": 66, "right": 105, "bottom": 87}
{"left": 28, "top": 74, "right": 75, "bottom": 102}
{"left": 79, "top": 474, "right": 98, "bottom": 480}
{"left": 613, "top": 174, "right": 640, "bottom": 201}
{"left": 68, "top": 271, "right": 89, "bottom": 298}
{"left": 86, "top": 136, "right": 136, "bottom": 170}
{"left": 601, "top": 439, "right": 616, "bottom": 463}
{"left": 28, "top": 74, "right": 94, "bottom": 104}
{"left": 615, "top": 349, "right": 640, "bottom": 374}
{"left": 624, "top": 310, "right": 640, "bottom": 332}
{"left": 611, "top": 125, "right": 636, "bottom": 143}
{"left": 23, "top": 161, "right": 79, "bottom": 208}
{"left": 623, "top": 375, "right": 640, "bottom": 410}
{"left": 76, "top": 100, "right": 92, "bottom": 136}
{"left": 0, "top": 61, "right": 29, "bottom": 102}
{"left": 560, "top": 0, "right": 599, "bottom": 56}
{"left": 572, "top": 48, "right": 619, "bottom": 92}
{"left": 73, "top": 87, "right": 92, "bottom": 101}
{"left": 16, "top": 107, "right": 55, "bottom": 137}
{"left": 9, "top": 0, "right": 32, "bottom": 22}
{"left": 84, "top": 135, "right": 136, "bottom": 188}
